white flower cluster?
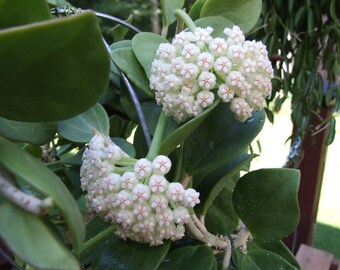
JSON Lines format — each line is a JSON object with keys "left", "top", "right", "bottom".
{"left": 149, "top": 26, "right": 274, "bottom": 122}
{"left": 80, "top": 132, "right": 200, "bottom": 246}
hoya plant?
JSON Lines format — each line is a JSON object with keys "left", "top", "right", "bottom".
{"left": 0, "top": 0, "right": 301, "bottom": 269}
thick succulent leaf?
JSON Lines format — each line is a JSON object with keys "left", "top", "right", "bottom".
{"left": 132, "top": 32, "right": 168, "bottom": 78}
{"left": 188, "top": 0, "right": 208, "bottom": 21}
{"left": 0, "top": 137, "right": 85, "bottom": 254}
{"left": 58, "top": 103, "right": 110, "bottom": 143}
{"left": 159, "top": 245, "right": 216, "bottom": 270}
{"left": 194, "top": 16, "right": 234, "bottom": 37}
{"left": 183, "top": 103, "right": 265, "bottom": 176}
{"left": 0, "top": 200, "right": 79, "bottom": 270}
{"left": 0, "top": 0, "right": 51, "bottom": 29}
{"left": 161, "top": 0, "right": 185, "bottom": 26}
{"left": 0, "top": 12, "right": 110, "bottom": 122}
{"left": 235, "top": 241, "right": 300, "bottom": 270}
{"left": 0, "top": 117, "right": 57, "bottom": 145}
{"left": 200, "top": 0, "right": 262, "bottom": 33}
{"left": 92, "top": 236, "right": 170, "bottom": 270}
{"left": 110, "top": 47, "right": 153, "bottom": 97}
{"left": 159, "top": 100, "right": 220, "bottom": 155}
{"left": 233, "top": 168, "right": 300, "bottom": 242}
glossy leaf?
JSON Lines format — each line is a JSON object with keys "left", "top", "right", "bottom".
{"left": 132, "top": 32, "right": 168, "bottom": 78}
{"left": 161, "top": 0, "right": 185, "bottom": 26}
{"left": 0, "top": 117, "right": 57, "bottom": 145}
{"left": 112, "top": 137, "right": 136, "bottom": 158}
{"left": 195, "top": 16, "right": 234, "bottom": 37}
{"left": 58, "top": 103, "right": 110, "bottom": 143}
{"left": 110, "top": 14, "right": 133, "bottom": 42}
{"left": 110, "top": 47, "right": 153, "bottom": 97}
{"left": 188, "top": 0, "right": 208, "bottom": 21}
{"left": 197, "top": 153, "right": 253, "bottom": 215}
{"left": 200, "top": 0, "right": 262, "bottom": 33}
{"left": 159, "top": 245, "right": 216, "bottom": 270}
{"left": 0, "top": 200, "right": 79, "bottom": 270}
{"left": 0, "top": 137, "right": 85, "bottom": 254}
{"left": 183, "top": 103, "right": 265, "bottom": 176}
{"left": 233, "top": 168, "right": 300, "bottom": 242}
{"left": 0, "top": 12, "right": 110, "bottom": 122}
{"left": 236, "top": 241, "right": 299, "bottom": 270}
{"left": 92, "top": 236, "right": 170, "bottom": 270}
{"left": 0, "top": 0, "right": 51, "bottom": 29}
{"left": 159, "top": 100, "right": 220, "bottom": 155}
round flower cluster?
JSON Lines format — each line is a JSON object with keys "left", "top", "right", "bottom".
{"left": 149, "top": 26, "right": 274, "bottom": 122}
{"left": 80, "top": 131, "right": 200, "bottom": 246}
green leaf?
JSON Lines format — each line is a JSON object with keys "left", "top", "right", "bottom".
{"left": 110, "top": 47, "right": 153, "bottom": 97}
{"left": 0, "top": 11, "right": 110, "bottom": 122}
{"left": 0, "top": 117, "right": 57, "bottom": 145}
{"left": 0, "top": 137, "right": 85, "bottom": 254}
{"left": 132, "top": 32, "right": 168, "bottom": 78}
{"left": 326, "top": 116, "right": 336, "bottom": 146}
{"left": 161, "top": 0, "right": 185, "bottom": 26}
{"left": 58, "top": 103, "right": 109, "bottom": 143}
{"left": 189, "top": 0, "right": 208, "bottom": 21}
{"left": 47, "top": 0, "right": 69, "bottom": 7}
{"left": 0, "top": 200, "right": 79, "bottom": 270}
{"left": 200, "top": 0, "right": 262, "bottom": 33}
{"left": 93, "top": 236, "right": 170, "bottom": 270}
{"left": 183, "top": 103, "right": 265, "bottom": 176}
{"left": 0, "top": 0, "right": 51, "bottom": 29}
{"left": 159, "top": 100, "right": 220, "bottom": 155}
{"left": 194, "top": 16, "right": 234, "bottom": 37}
{"left": 110, "top": 14, "right": 133, "bottom": 42}
{"left": 233, "top": 168, "right": 300, "bottom": 242}
{"left": 236, "top": 241, "right": 300, "bottom": 270}
{"left": 159, "top": 245, "right": 216, "bottom": 270}
{"left": 111, "top": 137, "right": 136, "bottom": 158}
{"left": 197, "top": 153, "right": 253, "bottom": 215}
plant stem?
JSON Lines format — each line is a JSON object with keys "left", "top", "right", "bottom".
{"left": 146, "top": 111, "right": 168, "bottom": 161}
{"left": 81, "top": 226, "right": 116, "bottom": 253}
{"left": 174, "top": 9, "right": 196, "bottom": 32}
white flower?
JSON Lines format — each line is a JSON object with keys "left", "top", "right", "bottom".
{"left": 197, "top": 90, "right": 215, "bottom": 108}
{"left": 197, "top": 52, "right": 215, "bottom": 71}
{"left": 183, "top": 188, "right": 200, "bottom": 208}
{"left": 194, "top": 27, "right": 213, "bottom": 48}
{"left": 156, "top": 209, "right": 174, "bottom": 227}
{"left": 148, "top": 175, "right": 169, "bottom": 193}
{"left": 198, "top": 71, "right": 216, "bottom": 90}
{"left": 103, "top": 173, "right": 121, "bottom": 191}
{"left": 214, "top": 56, "right": 232, "bottom": 76}
{"left": 173, "top": 206, "right": 190, "bottom": 224}
{"left": 166, "top": 182, "right": 185, "bottom": 202}
{"left": 227, "top": 71, "right": 245, "bottom": 87}
{"left": 247, "top": 90, "right": 264, "bottom": 111}
{"left": 132, "top": 183, "right": 151, "bottom": 203}
{"left": 115, "top": 190, "right": 132, "bottom": 209}
{"left": 230, "top": 98, "right": 253, "bottom": 122}
{"left": 224, "top": 26, "right": 245, "bottom": 45}
{"left": 134, "top": 158, "right": 153, "bottom": 179}
{"left": 181, "top": 63, "right": 200, "bottom": 80}
{"left": 163, "top": 74, "right": 182, "bottom": 91}
{"left": 133, "top": 203, "right": 151, "bottom": 220}
{"left": 209, "top": 37, "right": 228, "bottom": 56}
{"left": 152, "top": 155, "right": 172, "bottom": 175}
{"left": 181, "top": 43, "right": 201, "bottom": 60}
{"left": 156, "top": 43, "right": 176, "bottom": 60}
{"left": 121, "top": 172, "right": 138, "bottom": 190}
{"left": 150, "top": 194, "right": 168, "bottom": 212}
{"left": 116, "top": 210, "right": 134, "bottom": 228}
{"left": 218, "top": 84, "right": 234, "bottom": 102}
{"left": 170, "top": 57, "right": 185, "bottom": 74}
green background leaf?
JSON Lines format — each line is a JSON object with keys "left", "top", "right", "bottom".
{"left": 233, "top": 168, "right": 300, "bottom": 242}
{"left": 0, "top": 200, "right": 79, "bottom": 270}
{"left": 92, "top": 237, "right": 170, "bottom": 270}
{"left": 159, "top": 245, "right": 216, "bottom": 270}
{"left": 200, "top": 0, "right": 262, "bottom": 33}
{"left": 161, "top": 0, "right": 185, "bottom": 26}
{"left": 0, "top": 117, "right": 57, "bottom": 145}
{"left": 0, "top": 137, "right": 85, "bottom": 254}
{"left": 0, "top": 0, "right": 51, "bottom": 29}
{"left": 58, "top": 103, "right": 110, "bottom": 143}
{"left": 0, "top": 12, "right": 110, "bottom": 122}
{"left": 111, "top": 47, "right": 153, "bottom": 97}
{"left": 183, "top": 104, "right": 265, "bottom": 176}
{"left": 132, "top": 32, "right": 168, "bottom": 78}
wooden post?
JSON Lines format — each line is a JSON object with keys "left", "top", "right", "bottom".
{"left": 284, "top": 105, "right": 332, "bottom": 253}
